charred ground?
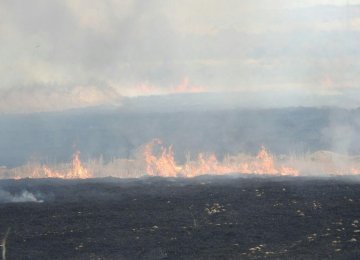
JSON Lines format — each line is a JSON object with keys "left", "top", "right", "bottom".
{"left": 1, "top": 176, "right": 360, "bottom": 259}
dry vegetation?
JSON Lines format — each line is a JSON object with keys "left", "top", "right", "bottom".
{"left": 2, "top": 143, "right": 360, "bottom": 180}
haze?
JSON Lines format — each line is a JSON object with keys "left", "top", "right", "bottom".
{"left": 1, "top": 0, "right": 360, "bottom": 113}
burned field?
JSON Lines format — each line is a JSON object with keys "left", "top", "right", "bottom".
{"left": 1, "top": 176, "right": 360, "bottom": 259}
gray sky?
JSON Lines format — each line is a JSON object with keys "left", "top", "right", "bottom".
{"left": 1, "top": 0, "right": 360, "bottom": 112}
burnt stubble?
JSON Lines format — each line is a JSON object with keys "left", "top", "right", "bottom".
{"left": 1, "top": 176, "right": 360, "bottom": 259}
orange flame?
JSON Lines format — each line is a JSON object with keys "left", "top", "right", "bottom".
{"left": 4, "top": 140, "right": 360, "bottom": 179}
{"left": 23, "top": 151, "right": 92, "bottom": 179}
{"left": 67, "top": 151, "right": 91, "bottom": 178}
{"left": 143, "top": 140, "right": 299, "bottom": 177}
{"left": 144, "top": 139, "right": 180, "bottom": 177}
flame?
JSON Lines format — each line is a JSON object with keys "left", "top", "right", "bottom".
{"left": 133, "top": 78, "right": 205, "bottom": 96}
{"left": 16, "top": 151, "right": 92, "bottom": 179}
{"left": 67, "top": 151, "right": 91, "bottom": 178}
{"left": 172, "top": 77, "right": 205, "bottom": 94}
{"left": 351, "top": 168, "right": 360, "bottom": 175}
{"left": 42, "top": 165, "right": 64, "bottom": 178}
{"left": 4, "top": 140, "right": 360, "bottom": 179}
{"left": 143, "top": 140, "right": 299, "bottom": 177}
{"left": 143, "top": 139, "right": 180, "bottom": 177}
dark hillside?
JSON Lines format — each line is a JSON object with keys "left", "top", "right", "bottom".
{"left": 1, "top": 105, "right": 360, "bottom": 167}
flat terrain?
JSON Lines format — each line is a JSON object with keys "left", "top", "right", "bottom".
{"left": 1, "top": 176, "right": 360, "bottom": 259}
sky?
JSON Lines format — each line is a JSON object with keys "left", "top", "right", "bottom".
{"left": 1, "top": 0, "right": 360, "bottom": 112}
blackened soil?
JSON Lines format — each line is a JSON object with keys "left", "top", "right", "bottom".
{"left": 1, "top": 176, "right": 360, "bottom": 259}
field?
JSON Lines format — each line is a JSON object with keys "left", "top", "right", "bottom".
{"left": 1, "top": 176, "right": 360, "bottom": 259}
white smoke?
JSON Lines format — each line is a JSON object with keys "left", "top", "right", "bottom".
{"left": 0, "top": 85, "right": 123, "bottom": 114}
{"left": 0, "top": 189, "right": 43, "bottom": 203}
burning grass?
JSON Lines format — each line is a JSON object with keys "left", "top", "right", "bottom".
{"left": 1, "top": 139, "right": 360, "bottom": 179}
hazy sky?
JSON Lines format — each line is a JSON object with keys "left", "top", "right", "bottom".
{"left": 1, "top": 0, "right": 360, "bottom": 112}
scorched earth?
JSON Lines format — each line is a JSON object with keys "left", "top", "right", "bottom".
{"left": 0, "top": 176, "right": 360, "bottom": 259}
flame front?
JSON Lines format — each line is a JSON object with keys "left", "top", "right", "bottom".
{"left": 19, "top": 151, "right": 92, "bottom": 179}
{"left": 3, "top": 139, "right": 360, "bottom": 179}
{"left": 144, "top": 140, "right": 299, "bottom": 177}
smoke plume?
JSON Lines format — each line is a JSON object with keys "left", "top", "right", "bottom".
{"left": 0, "top": 189, "right": 43, "bottom": 203}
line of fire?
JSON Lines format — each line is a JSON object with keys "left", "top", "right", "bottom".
{"left": 2, "top": 138, "right": 360, "bottom": 179}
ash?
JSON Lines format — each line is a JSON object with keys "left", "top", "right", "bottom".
{"left": 0, "top": 176, "right": 360, "bottom": 259}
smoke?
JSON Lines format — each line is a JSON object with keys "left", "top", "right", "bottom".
{"left": 0, "top": 189, "right": 43, "bottom": 203}
{"left": 0, "top": 85, "right": 123, "bottom": 113}
{"left": 1, "top": 1, "right": 360, "bottom": 106}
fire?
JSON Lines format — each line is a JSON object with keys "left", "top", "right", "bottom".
{"left": 132, "top": 78, "right": 205, "bottom": 96}
{"left": 143, "top": 140, "right": 299, "bottom": 177}
{"left": 3, "top": 140, "right": 360, "bottom": 179}
{"left": 172, "top": 77, "right": 205, "bottom": 94}
{"left": 144, "top": 139, "right": 180, "bottom": 177}
{"left": 247, "top": 146, "right": 299, "bottom": 176}
{"left": 14, "top": 151, "right": 92, "bottom": 179}
{"left": 67, "top": 151, "right": 91, "bottom": 179}
{"left": 351, "top": 168, "right": 360, "bottom": 175}
{"left": 44, "top": 151, "right": 91, "bottom": 179}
